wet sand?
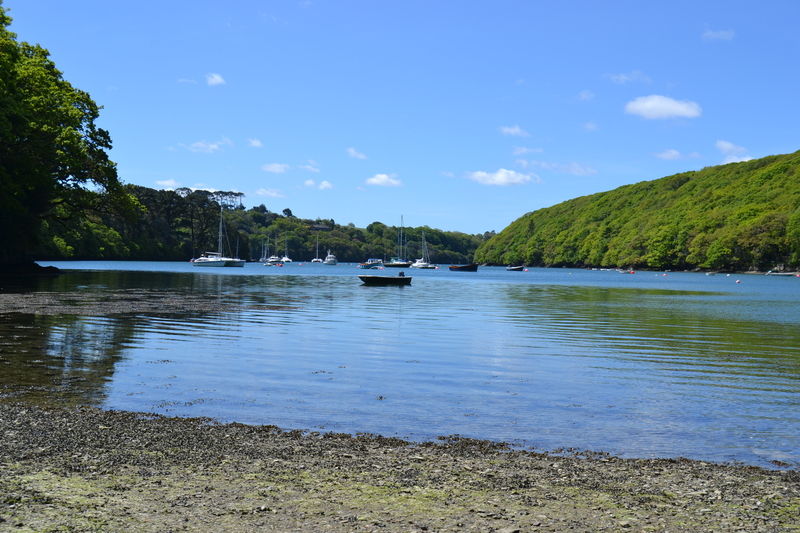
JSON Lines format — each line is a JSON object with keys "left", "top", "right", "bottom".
{"left": 1, "top": 403, "right": 798, "bottom": 532}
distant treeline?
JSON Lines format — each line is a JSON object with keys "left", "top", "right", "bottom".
{"left": 476, "top": 150, "right": 800, "bottom": 271}
{"left": 35, "top": 185, "right": 489, "bottom": 264}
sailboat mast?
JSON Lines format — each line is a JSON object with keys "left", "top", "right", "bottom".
{"left": 218, "top": 205, "right": 224, "bottom": 254}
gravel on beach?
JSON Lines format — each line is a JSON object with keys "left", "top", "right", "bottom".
{"left": 1, "top": 403, "right": 798, "bottom": 532}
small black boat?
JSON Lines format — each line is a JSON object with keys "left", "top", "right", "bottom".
{"left": 448, "top": 263, "right": 478, "bottom": 272}
{"left": 358, "top": 274, "right": 412, "bottom": 286}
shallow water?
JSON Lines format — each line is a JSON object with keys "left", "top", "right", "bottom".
{"left": 1, "top": 261, "right": 798, "bottom": 468}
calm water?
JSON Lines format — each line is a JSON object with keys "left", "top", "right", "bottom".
{"left": 2, "top": 261, "right": 799, "bottom": 468}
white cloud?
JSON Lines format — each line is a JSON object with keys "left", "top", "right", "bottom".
{"left": 182, "top": 138, "right": 233, "bottom": 153}
{"left": 177, "top": 78, "right": 197, "bottom": 84}
{"left": 299, "top": 160, "right": 320, "bottom": 173}
{"left": 303, "top": 179, "right": 331, "bottom": 190}
{"left": 499, "top": 125, "right": 529, "bottom": 137}
{"left": 607, "top": 70, "right": 651, "bottom": 84}
{"left": 467, "top": 168, "right": 534, "bottom": 186}
{"left": 206, "top": 73, "right": 226, "bottom": 86}
{"left": 625, "top": 95, "right": 702, "bottom": 119}
{"left": 578, "top": 89, "right": 595, "bottom": 101}
{"left": 347, "top": 147, "right": 367, "bottom": 160}
{"left": 247, "top": 138, "right": 263, "bottom": 148}
{"left": 655, "top": 149, "right": 682, "bottom": 160}
{"left": 583, "top": 121, "right": 598, "bottom": 132}
{"left": 703, "top": 29, "right": 735, "bottom": 41}
{"left": 261, "top": 163, "right": 290, "bottom": 173}
{"left": 156, "top": 179, "right": 180, "bottom": 189}
{"left": 256, "top": 188, "right": 284, "bottom": 198}
{"left": 512, "top": 146, "right": 544, "bottom": 155}
{"left": 366, "top": 173, "right": 402, "bottom": 187}
{"left": 524, "top": 160, "right": 597, "bottom": 176}
{"left": 716, "top": 140, "right": 752, "bottom": 163}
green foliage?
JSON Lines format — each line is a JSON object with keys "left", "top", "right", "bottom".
{"left": 475, "top": 151, "right": 800, "bottom": 271}
{"left": 0, "top": 5, "right": 133, "bottom": 265}
{"left": 36, "top": 186, "right": 486, "bottom": 263}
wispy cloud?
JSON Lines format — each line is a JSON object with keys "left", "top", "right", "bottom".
{"left": 347, "top": 147, "right": 367, "bottom": 160}
{"left": 655, "top": 149, "right": 701, "bottom": 160}
{"left": 177, "top": 78, "right": 198, "bottom": 85}
{"left": 499, "top": 125, "right": 529, "bottom": 137}
{"left": 607, "top": 70, "right": 651, "bottom": 84}
{"left": 299, "top": 160, "right": 320, "bottom": 173}
{"left": 467, "top": 168, "right": 535, "bottom": 186}
{"left": 156, "top": 179, "right": 180, "bottom": 189}
{"left": 703, "top": 29, "right": 735, "bottom": 41}
{"left": 512, "top": 146, "right": 544, "bottom": 156}
{"left": 247, "top": 138, "right": 263, "bottom": 148}
{"left": 304, "top": 179, "right": 333, "bottom": 190}
{"left": 181, "top": 138, "right": 233, "bottom": 153}
{"left": 625, "top": 95, "right": 702, "bottom": 119}
{"left": 521, "top": 160, "right": 597, "bottom": 176}
{"left": 206, "top": 73, "right": 226, "bottom": 86}
{"left": 578, "top": 89, "right": 595, "bottom": 101}
{"left": 716, "top": 140, "right": 752, "bottom": 163}
{"left": 366, "top": 173, "right": 401, "bottom": 187}
{"left": 256, "top": 188, "right": 284, "bottom": 198}
{"left": 261, "top": 163, "right": 290, "bottom": 173}
{"left": 655, "top": 149, "right": 682, "bottom": 160}
{"left": 583, "top": 121, "right": 598, "bottom": 132}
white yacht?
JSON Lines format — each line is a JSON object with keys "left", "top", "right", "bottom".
{"left": 323, "top": 250, "right": 337, "bottom": 265}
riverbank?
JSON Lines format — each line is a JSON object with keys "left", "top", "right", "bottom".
{"left": 1, "top": 403, "right": 797, "bottom": 532}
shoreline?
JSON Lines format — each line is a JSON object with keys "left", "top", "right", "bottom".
{"left": 1, "top": 403, "right": 798, "bottom": 532}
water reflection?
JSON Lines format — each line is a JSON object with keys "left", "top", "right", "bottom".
{"left": 0, "top": 267, "right": 798, "bottom": 467}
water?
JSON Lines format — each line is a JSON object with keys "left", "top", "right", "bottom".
{"left": 1, "top": 261, "right": 798, "bottom": 468}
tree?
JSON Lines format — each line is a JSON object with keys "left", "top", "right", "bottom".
{"left": 0, "top": 5, "right": 132, "bottom": 267}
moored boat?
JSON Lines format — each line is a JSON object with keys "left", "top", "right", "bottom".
{"left": 449, "top": 263, "right": 478, "bottom": 272}
{"left": 359, "top": 258, "right": 384, "bottom": 269}
{"left": 358, "top": 273, "right": 412, "bottom": 286}
{"left": 506, "top": 265, "right": 524, "bottom": 271}
{"left": 192, "top": 206, "right": 245, "bottom": 267}
{"left": 323, "top": 250, "right": 337, "bottom": 265}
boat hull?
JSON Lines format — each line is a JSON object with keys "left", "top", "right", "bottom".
{"left": 358, "top": 275, "right": 412, "bottom": 286}
{"left": 193, "top": 259, "right": 245, "bottom": 267}
{"left": 449, "top": 263, "right": 478, "bottom": 272}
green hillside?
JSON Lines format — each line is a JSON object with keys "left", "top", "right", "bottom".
{"left": 475, "top": 150, "right": 800, "bottom": 271}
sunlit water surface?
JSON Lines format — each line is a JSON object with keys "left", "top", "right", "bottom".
{"left": 2, "top": 261, "right": 798, "bottom": 468}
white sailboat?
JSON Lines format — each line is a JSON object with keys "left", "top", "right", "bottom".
{"left": 385, "top": 215, "right": 412, "bottom": 268}
{"left": 192, "top": 206, "right": 245, "bottom": 267}
{"left": 311, "top": 235, "right": 323, "bottom": 263}
{"left": 281, "top": 236, "right": 293, "bottom": 263}
{"left": 410, "top": 231, "right": 436, "bottom": 269}
{"left": 264, "top": 233, "right": 282, "bottom": 265}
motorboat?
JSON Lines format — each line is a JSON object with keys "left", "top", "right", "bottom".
{"left": 359, "top": 258, "right": 384, "bottom": 269}
{"left": 358, "top": 273, "right": 412, "bottom": 286}
{"left": 449, "top": 263, "right": 478, "bottom": 272}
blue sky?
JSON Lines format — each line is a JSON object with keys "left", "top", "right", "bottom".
{"left": 6, "top": 1, "right": 800, "bottom": 234}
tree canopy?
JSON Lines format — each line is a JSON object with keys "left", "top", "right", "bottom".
{"left": 0, "top": 4, "right": 132, "bottom": 267}
{"left": 475, "top": 150, "right": 800, "bottom": 271}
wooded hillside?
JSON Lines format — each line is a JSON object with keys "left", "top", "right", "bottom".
{"left": 35, "top": 185, "right": 487, "bottom": 264}
{"left": 475, "top": 151, "right": 800, "bottom": 271}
